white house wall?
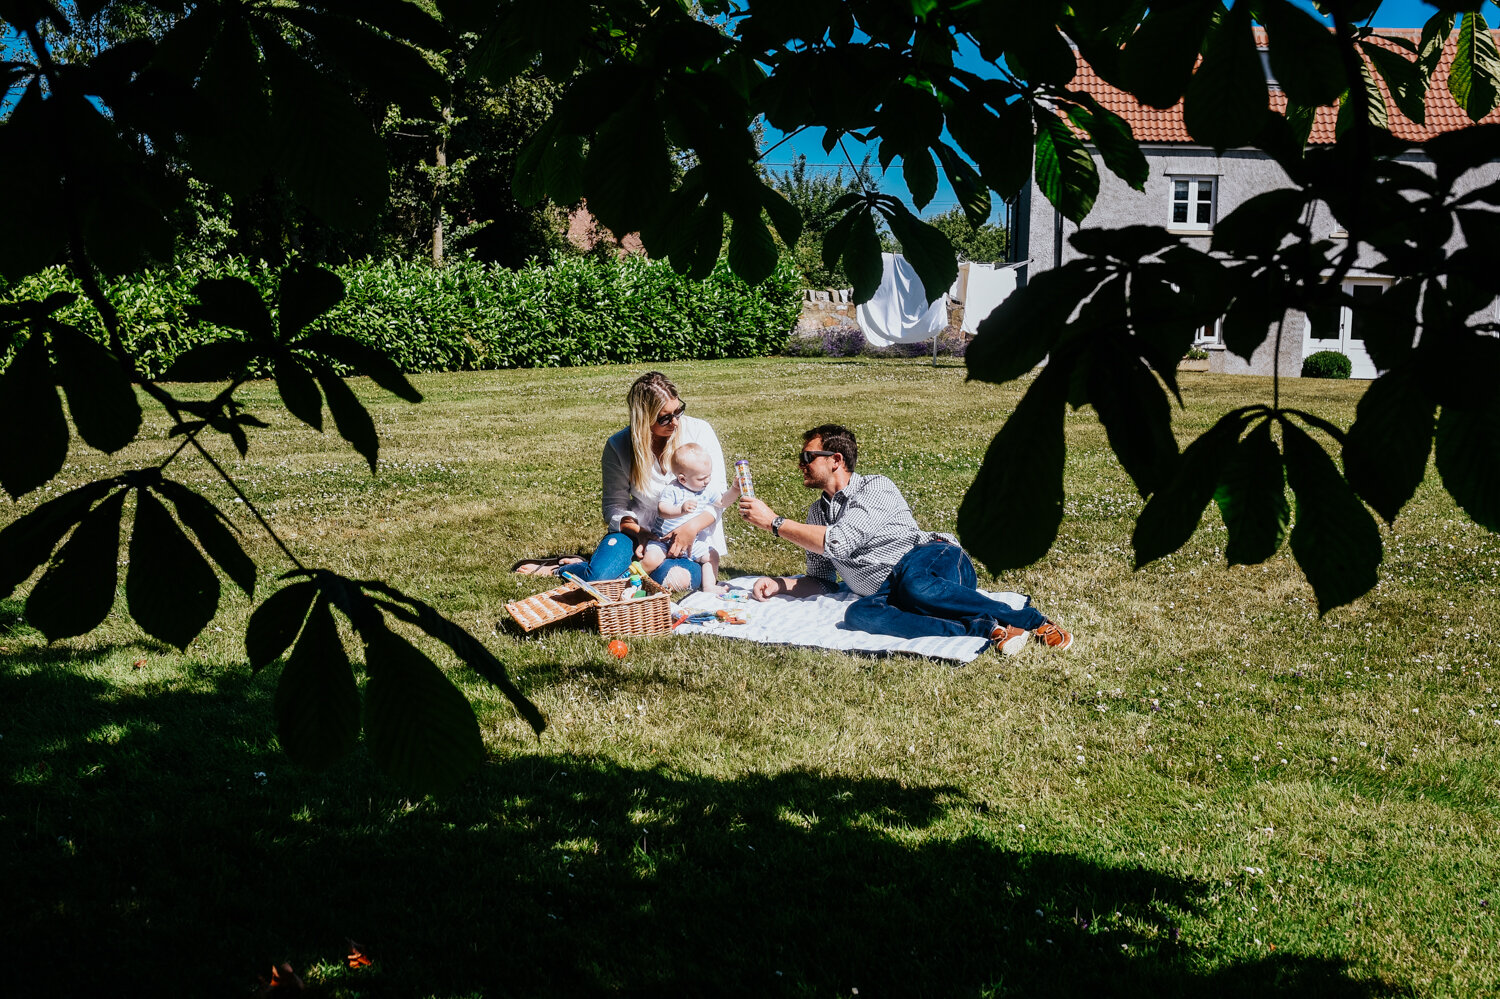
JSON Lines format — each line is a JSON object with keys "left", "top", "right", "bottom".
{"left": 1020, "top": 146, "right": 1500, "bottom": 377}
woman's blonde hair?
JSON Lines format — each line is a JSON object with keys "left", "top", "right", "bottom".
{"left": 627, "top": 371, "right": 681, "bottom": 494}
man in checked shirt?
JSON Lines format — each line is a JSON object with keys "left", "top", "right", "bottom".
{"left": 737, "top": 424, "right": 1073, "bottom": 655}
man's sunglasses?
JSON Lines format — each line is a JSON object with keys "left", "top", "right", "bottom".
{"left": 799, "top": 449, "right": 837, "bottom": 465}
{"left": 654, "top": 401, "right": 687, "bottom": 426}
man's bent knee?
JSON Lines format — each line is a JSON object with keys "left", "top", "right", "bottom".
{"left": 844, "top": 596, "right": 881, "bottom": 632}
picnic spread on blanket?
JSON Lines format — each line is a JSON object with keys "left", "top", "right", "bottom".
{"left": 504, "top": 572, "right": 673, "bottom": 638}
{"left": 505, "top": 574, "right": 1031, "bottom": 665}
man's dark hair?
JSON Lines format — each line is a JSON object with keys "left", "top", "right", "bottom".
{"left": 804, "top": 423, "right": 857, "bottom": 471}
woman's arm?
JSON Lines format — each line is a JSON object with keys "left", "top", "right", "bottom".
{"left": 601, "top": 432, "right": 640, "bottom": 533}
{"left": 662, "top": 509, "right": 715, "bottom": 556}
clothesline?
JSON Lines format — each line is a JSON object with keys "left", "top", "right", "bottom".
{"left": 851, "top": 253, "right": 1028, "bottom": 366}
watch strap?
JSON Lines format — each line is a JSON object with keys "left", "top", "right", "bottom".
{"left": 771, "top": 516, "right": 785, "bottom": 537}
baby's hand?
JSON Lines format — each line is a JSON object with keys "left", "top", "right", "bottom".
{"left": 682, "top": 499, "right": 698, "bottom": 513}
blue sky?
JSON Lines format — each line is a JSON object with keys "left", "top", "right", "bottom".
{"left": 759, "top": 0, "right": 1452, "bottom": 224}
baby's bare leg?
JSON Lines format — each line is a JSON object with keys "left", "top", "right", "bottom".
{"left": 640, "top": 545, "right": 666, "bottom": 571}
{"left": 699, "top": 550, "right": 724, "bottom": 593}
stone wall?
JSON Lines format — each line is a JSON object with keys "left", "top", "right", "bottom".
{"left": 796, "top": 287, "right": 860, "bottom": 335}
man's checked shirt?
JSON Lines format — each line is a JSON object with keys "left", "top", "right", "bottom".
{"left": 805, "top": 472, "right": 955, "bottom": 596}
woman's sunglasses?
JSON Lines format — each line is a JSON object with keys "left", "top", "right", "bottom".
{"left": 799, "top": 449, "right": 837, "bottom": 465}
{"left": 654, "top": 401, "right": 687, "bottom": 427}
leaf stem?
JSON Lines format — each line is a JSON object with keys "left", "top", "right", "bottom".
{"left": 837, "top": 137, "right": 874, "bottom": 196}
{"left": 157, "top": 378, "right": 251, "bottom": 468}
{"left": 60, "top": 182, "right": 183, "bottom": 419}
{"left": 756, "top": 124, "right": 810, "bottom": 163}
{"left": 1271, "top": 312, "right": 1285, "bottom": 412}
{"left": 187, "top": 436, "right": 307, "bottom": 572}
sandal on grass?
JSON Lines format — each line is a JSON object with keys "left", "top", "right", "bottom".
{"left": 511, "top": 555, "right": 585, "bottom": 576}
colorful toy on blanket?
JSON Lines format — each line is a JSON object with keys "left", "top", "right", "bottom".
{"left": 673, "top": 609, "right": 746, "bottom": 628}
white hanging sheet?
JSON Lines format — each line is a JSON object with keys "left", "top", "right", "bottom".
{"left": 960, "top": 262, "right": 1023, "bottom": 335}
{"left": 856, "top": 252, "right": 948, "bottom": 347}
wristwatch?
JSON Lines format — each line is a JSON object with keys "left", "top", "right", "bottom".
{"left": 771, "top": 516, "right": 785, "bottom": 537}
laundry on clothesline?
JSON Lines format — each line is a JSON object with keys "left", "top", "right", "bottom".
{"left": 960, "top": 262, "right": 1024, "bottom": 335}
{"left": 856, "top": 253, "right": 948, "bottom": 347}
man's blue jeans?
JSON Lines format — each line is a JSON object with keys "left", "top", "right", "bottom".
{"left": 560, "top": 531, "right": 702, "bottom": 590}
{"left": 843, "top": 541, "right": 1046, "bottom": 639}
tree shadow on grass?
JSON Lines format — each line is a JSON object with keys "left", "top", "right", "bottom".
{"left": 1, "top": 661, "right": 1409, "bottom": 999}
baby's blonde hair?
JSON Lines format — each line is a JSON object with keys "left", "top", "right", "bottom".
{"left": 672, "top": 442, "right": 710, "bottom": 477}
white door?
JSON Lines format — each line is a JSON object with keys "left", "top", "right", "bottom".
{"left": 1304, "top": 279, "right": 1386, "bottom": 379}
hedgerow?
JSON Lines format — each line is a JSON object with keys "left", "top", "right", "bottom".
{"left": 0, "top": 254, "right": 801, "bottom": 377}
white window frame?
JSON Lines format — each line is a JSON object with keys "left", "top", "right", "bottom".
{"left": 1168, "top": 176, "right": 1217, "bottom": 232}
{"left": 1194, "top": 319, "right": 1222, "bottom": 345}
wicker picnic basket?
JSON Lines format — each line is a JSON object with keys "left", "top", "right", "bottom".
{"left": 592, "top": 576, "right": 673, "bottom": 638}
{"left": 505, "top": 575, "right": 673, "bottom": 637}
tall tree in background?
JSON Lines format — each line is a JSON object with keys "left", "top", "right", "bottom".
{"left": 379, "top": 46, "right": 571, "bottom": 267}
{"left": 14, "top": 2, "right": 575, "bottom": 270}
{"left": 926, "top": 207, "right": 1008, "bottom": 265}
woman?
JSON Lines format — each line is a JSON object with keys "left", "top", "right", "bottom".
{"left": 561, "top": 371, "right": 727, "bottom": 591}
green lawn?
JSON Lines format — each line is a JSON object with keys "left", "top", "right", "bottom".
{"left": 4, "top": 359, "right": 1498, "bottom": 997}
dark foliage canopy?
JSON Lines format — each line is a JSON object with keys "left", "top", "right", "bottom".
{"left": 3, "top": 0, "right": 1499, "bottom": 791}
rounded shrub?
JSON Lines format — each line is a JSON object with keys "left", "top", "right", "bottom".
{"left": 1301, "top": 350, "right": 1352, "bottom": 379}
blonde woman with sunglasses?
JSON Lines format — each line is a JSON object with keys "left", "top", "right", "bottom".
{"left": 553, "top": 371, "right": 727, "bottom": 591}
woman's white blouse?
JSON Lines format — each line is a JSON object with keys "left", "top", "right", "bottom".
{"left": 600, "top": 415, "right": 729, "bottom": 555}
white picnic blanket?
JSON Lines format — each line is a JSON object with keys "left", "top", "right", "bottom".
{"left": 673, "top": 576, "right": 1030, "bottom": 664}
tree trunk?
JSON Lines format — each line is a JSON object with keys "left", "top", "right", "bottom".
{"left": 432, "top": 132, "right": 447, "bottom": 267}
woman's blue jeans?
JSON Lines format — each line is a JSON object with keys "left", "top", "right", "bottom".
{"left": 843, "top": 541, "right": 1045, "bottom": 639}
{"left": 559, "top": 531, "right": 702, "bottom": 590}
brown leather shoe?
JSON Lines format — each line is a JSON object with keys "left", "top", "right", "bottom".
{"left": 1034, "top": 621, "right": 1074, "bottom": 651}
{"left": 991, "top": 625, "right": 1030, "bottom": 656}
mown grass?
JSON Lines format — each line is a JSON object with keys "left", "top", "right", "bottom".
{"left": 4, "top": 358, "right": 1499, "bottom": 997}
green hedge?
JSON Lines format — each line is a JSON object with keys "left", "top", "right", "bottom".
{"left": 0, "top": 255, "right": 802, "bottom": 377}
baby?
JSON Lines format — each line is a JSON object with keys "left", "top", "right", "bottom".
{"left": 647, "top": 443, "right": 739, "bottom": 593}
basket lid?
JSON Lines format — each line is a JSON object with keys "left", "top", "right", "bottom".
{"left": 505, "top": 581, "right": 601, "bottom": 633}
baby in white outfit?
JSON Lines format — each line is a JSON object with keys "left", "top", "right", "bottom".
{"left": 647, "top": 442, "right": 740, "bottom": 593}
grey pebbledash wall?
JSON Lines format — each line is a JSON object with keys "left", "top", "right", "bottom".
{"left": 1015, "top": 145, "right": 1500, "bottom": 378}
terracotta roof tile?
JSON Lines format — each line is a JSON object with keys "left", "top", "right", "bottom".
{"left": 1065, "top": 27, "right": 1500, "bottom": 145}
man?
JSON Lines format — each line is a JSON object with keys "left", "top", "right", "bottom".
{"left": 737, "top": 424, "right": 1073, "bottom": 655}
